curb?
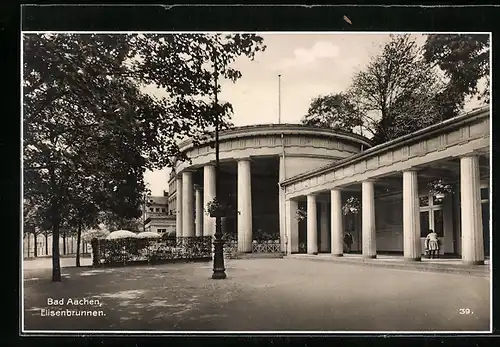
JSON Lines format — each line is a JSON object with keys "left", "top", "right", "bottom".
{"left": 286, "top": 255, "right": 490, "bottom": 278}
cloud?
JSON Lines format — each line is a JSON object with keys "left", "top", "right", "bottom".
{"left": 277, "top": 41, "right": 341, "bottom": 70}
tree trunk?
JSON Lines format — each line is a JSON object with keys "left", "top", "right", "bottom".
{"left": 27, "top": 232, "right": 30, "bottom": 258}
{"left": 45, "top": 233, "right": 49, "bottom": 255}
{"left": 63, "top": 230, "right": 67, "bottom": 255}
{"left": 52, "top": 221, "right": 62, "bottom": 282}
{"left": 33, "top": 230, "right": 38, "bottom": 258}
{"left": 76, "top": 220, "right": 82, "bottom": 267}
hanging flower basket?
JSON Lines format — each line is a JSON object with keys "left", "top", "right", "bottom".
{"left": 295, "top": 207, "right": 307, "bottom": 221}
{"left": 206, "top": 198, "right": 224, "bottom": 217}
{"left": 435, "top": 193, "right": 445, "bottom": 200}
{"left": 428, "top": 179, "right": 453, "bottom": 202}
{"left": 342, "top": 196, "right": 361, "bottom": 215}
{"left": 205, "top": 198, "right": 240, "bottom": 217}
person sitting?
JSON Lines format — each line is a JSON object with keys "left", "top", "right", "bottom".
{"left": 425, "top": 229, "right": 440, "bottom": 259}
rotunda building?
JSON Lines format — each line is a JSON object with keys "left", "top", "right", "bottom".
{"left": 167, "top": 124, "right": 372, "bottom": 253}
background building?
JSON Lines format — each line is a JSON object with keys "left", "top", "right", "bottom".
{"left": 144, "top": 192, "right": 176, "bottom": 236}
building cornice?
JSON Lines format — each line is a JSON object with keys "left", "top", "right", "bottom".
{"left": 177, "top": 124, "right": 373, "bottom": 154}
{"left": 281, "top": 106, "right": 490, "bottom": 187}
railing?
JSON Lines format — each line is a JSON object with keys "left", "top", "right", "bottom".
{"left": 223, "top": 239, "right": 239, "bottom": 259}
{"left": 92, "top": 236, "right": 212, "bottom": 267}
{"left": 91, "top": 235, "right": 284, "bottom": 265}
{"left": 252, "top": 239, "right": 281, "bottom": 253}
{"left": 220, "top": 236, "right": 282, "bottom": 259}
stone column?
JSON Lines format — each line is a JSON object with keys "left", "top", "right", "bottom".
{"left": 307, "top": 194, "right": 318, "bottom": 255}
{"left": 460, "top": 155, "right": 484, "bottom": 265}
{"left": 442, "top": 194, "right": 454, "bottom": 254}
{"left": 285, "top": 199, "right": 299, "bottom": 254}
{"left": 203, "top": 164, "right": 216, "bottom": 237}
{"left": 175, "top": 176, "right": 183, "bottom": 237}
{"left": 195, "top": 185, "right": 204, "bottom": 237}
{"left": 362, "top": 180, "right": 377, "bottom": 258}
{"left": 330, "top": 189, "right": 343, "bottom": 256}
{"left": 319, "top": 201, "right": 329, "bottom": 252}
{"left": 403, "top": 170, "right": 421, "bottom": 261}
{"left": 182, "top": 171, "right": 195, "bottom": 238}
{"left": 237, "top": 158, "right": 253, "bottom": 253}
{"left": 279, "top": 156, "right": 286, "bottom": 252}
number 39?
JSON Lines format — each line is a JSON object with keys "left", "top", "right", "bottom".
{"left": 459, "top": 308, "right": 472, "bottom": 315}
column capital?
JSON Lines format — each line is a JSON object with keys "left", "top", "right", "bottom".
{"left": 204, "top": 162, "right": 216, "bottom": 167}
{"left": 238, "top": 157, "right": 252, "bottom": 162}
{"left": 401, "top": 167, "right": 420, "bottom": 173}
{"left": 459, "top": 151, "right": 482, "bottom": 159}
{"left": 363, "top": 178, "right": 376, "bottom": 183}
{"left": 193, "top": 184, "right": 203, "bottom": 190}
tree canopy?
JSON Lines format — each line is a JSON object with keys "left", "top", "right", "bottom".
{"left": 423, "top": 34, "right": 490, "bottom": 118}
{"left": 23, "top": 33, "right": 266, "bottom": 281}
{"left": 301, "top": 93, "right": 363, "bottom": 132}
{"left": 301, "top": 34, "right": 489, "bottom": 144}
{"left": 348, "top": 34, "right": 445, "bottom": 144}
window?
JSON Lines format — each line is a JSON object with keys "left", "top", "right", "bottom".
{"left": 420, "top": 211, "right": 430, "bottom": 237}
{"left": 419, "top": 195, "right": 429, "bottom": 207}
{"left": 156, "top": 208, "right": 160, "bottom": 212}
{"left": 420, "top": 193, "right": 444, "bottom": 237}
{"left": 161, "top": 208, "right": 166, "bottom": 212}
{"left": 481, "top": 188, "right": 489, "bottom": 201}
{"left": 433, "top": 209, "right": 444, "bottom": 237}
{"left": 149, "top": 208, "right": 153, "bottom": 212}
{"left": 158, "top": 229, "right": 167, "bottom": 233}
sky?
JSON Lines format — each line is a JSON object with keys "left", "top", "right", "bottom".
{"left": 143, "top": 33, "right": 486, "bottom": 196}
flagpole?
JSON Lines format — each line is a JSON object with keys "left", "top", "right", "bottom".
{"left": 278, "top": 74, "right": 282, "bottom": 124}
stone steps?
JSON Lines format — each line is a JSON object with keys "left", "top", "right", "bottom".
{"left": 227, "top": 252, "right": 285, "bottom": 259}
{"left": 286, "top": 254, "right": 490, "bottom": 277}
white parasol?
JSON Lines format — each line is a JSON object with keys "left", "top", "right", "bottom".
{"left": 136, "top": 231, "right": 162, "bottom": 239}
{"left": 106, "top": 230, "right": 138, "bottom": 240}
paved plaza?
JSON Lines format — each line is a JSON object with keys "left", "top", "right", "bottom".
{"left": 22, "top": 257, "right": 490, "bottom": 332}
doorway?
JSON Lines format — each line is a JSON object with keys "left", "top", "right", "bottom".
{"left": 419, "top": 194, "right": 444, "bottom": 255}
{"left": 481, "top": 185, "right": 490, "bottom": 258}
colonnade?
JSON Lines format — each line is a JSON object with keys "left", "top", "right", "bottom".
{"left": 285, "top": 154, "right": 485, "bottom": 265}
{"left": 175, "top": 158, "right": 254, "bottom": 253}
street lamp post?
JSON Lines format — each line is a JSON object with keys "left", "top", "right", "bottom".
{"left": 211, "top": 42, "right": 227, "bottom": 280}
{"left": 142, "top": 193, "right": 146, "bottom": 232}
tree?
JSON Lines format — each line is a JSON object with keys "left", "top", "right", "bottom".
{"left": 23, "top": 200, "right": 43, "bottom": 257}
{"left": 423, "top": 34, "right": 490, "bottom": 118}
{"left": 99, "top": 211, "right": 143, "bottom": 232}
{"left": 23, "top": 33, "right": 266, "bottom": 281}
{"left": 63, "top": 172, "right": 102, "bottom": 267}
{"left": 348, "top": 34, "right": 445, "bottom": 144}
{"left": 301, "top": 93, "right": 363, "bottom": 133}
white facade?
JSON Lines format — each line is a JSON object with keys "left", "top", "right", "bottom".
{"left": 168, "top": 124, "right": 372, "bottom": 247}
{"left": 282, "top": 107, "right": 490, "bottom": 265}
{"left": 168, "top": 108, "right": 490, "bottom": 265}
